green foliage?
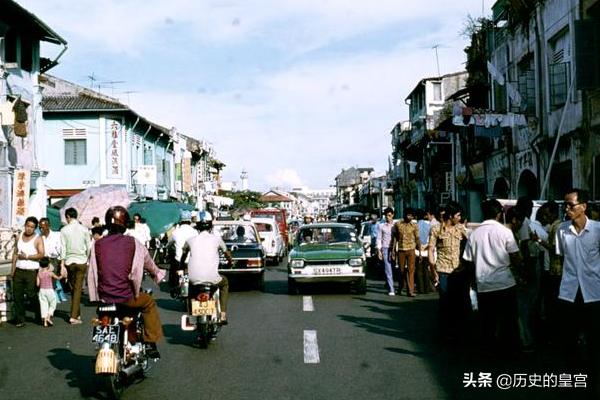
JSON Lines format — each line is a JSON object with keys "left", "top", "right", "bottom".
{"left": 228, "top": 190, "right": 265, "bottom": 209}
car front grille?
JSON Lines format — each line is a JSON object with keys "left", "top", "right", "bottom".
{"left": 304, "top": 259, "right": 347, "bottom": 266}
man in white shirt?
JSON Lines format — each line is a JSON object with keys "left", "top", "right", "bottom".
{"left": 181, "top": 211, "right": 232, "bottom": 323}
{"left": 556, "top": 188, "right": 600, "bottom": 394}
{"left": 167, "top": 211, "right": 198, "bottom": 296}
{"left": 463, "top": 199, "right": 522, "bottom": 354}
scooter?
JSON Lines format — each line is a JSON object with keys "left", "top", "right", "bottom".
{"left": 91, "top": 295, "right": 157, "bottom": 399}
{"left": 180, "top": 277, "right": 222, "bottom": 348}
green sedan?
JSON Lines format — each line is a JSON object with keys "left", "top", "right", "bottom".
{"left": 287, "top": 223, "right": 367, "bottom": 294}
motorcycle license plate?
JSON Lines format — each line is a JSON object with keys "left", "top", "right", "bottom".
{"left": 191, "top": 299, "right": 216, "bottom": 316}
{"left": 91, "top": 325, "right": 120, "bottom": 344}
{"left": 312, "top": 267, "right": 341, "bottom": 275}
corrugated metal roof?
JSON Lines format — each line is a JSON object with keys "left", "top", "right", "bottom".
{"left": 41, "top": 94, "right": 128, "bottom": 111}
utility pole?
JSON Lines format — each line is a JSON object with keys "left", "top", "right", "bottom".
{"left": 432, "top": 44, "right": 441, "bottom": 76}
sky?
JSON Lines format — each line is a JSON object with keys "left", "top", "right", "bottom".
{"left": 19, "top": 0, "right": 490, "bottom": 192}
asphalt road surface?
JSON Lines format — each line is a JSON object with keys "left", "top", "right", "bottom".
{"left": 0, "top": 261, "right": 590, "bottom": 400}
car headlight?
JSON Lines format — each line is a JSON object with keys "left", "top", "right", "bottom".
{"left": 290, "top": 259, "right": 305, "bottom": 268}
{"left": 348, "top": 258, "right": 363, "bottom": 267}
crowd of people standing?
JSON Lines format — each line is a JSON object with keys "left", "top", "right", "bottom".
{"left": 369, "top": 188, "right": 600, "bottom": 395}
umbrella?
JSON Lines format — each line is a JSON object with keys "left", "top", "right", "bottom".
{"left": 46, "top": 207, "right": 62, "bottom": 231}
{"left": 60, "top": 185, "right": 132, "bottom": 228}
{"left": 127, "top": 200, "right": 195, "bottom": 237}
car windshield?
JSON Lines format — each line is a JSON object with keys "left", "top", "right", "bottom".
{"left": 254, "top": 223, "right": 273, "bottom": 232}
{"left": 360, "top": 224, "right": 372, "bottom": 236}
{"left": 298, "top": 226, "right": 357, "bottom": 245}
{"left": 253, "top": 212, "right": 282, "bottom": 222}
{"left": 213, "top": 224, "right": 258, "bottom": 243}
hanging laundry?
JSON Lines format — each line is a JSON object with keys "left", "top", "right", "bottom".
{"left": 14, "top": 120, "right": 28, "bottom": 137}
{"left": 0, "top": 100, "right": 15, "bottom": 125}
{"left": 12, "top": 97, "right": 28, "bottom": 123}
{"left": 487, "top": 61, "right": 505, "bottom": 85}
{"left": 474, "top": 125, "right": 502, "bottom": 138}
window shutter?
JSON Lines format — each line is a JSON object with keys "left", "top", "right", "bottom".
{"left": 575, "top": 19, "right": 600, "bottom": 90}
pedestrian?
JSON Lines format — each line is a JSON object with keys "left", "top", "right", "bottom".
{"left": 167, "top": 210, "right": 198, "bottom": 296}
{"left": 533, "top": 201, "right": 560, "bottom": 344}
{"left": 91, "top": 216, "right": 101, "bottom": 228}
{"left": 462, "top": 199, "right": 522, "bottom": 354}
{"left": 390, "top": 207, "right": 420, "bottom": 297}
{"left": 586, "top": 202, "right": 600, "bottom": 221}
{"left": 60, "top": 207, "right": 91, "bottom": 324}
{"left": 37, "top": 257, "right": 64, "bottom": 327}
{"left": 376, "top": 207, "right": 397, "bottom": 295}
{"left": 428, "top": 202, "right": 469, "bottom": 340}
{"left": 555, "top": 188, "right": 600, "bottom": 394}
{"left": 133, "top": 213, "right": 151, "bottom": 247}
{"left": 38, "top": 217, "right": 67, "bottom": 302}
{"left": 415, "top": 209, "right": 432, "bottom": 294}
{"left": 368, "top": 214, "right": 380, "bottom": 268}
{"left": 11, "top": 216, "right": 45, "bottom": 327}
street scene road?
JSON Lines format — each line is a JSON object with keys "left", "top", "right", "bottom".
{"left": 0, "top": 261, "right": 577, "bottom": 400}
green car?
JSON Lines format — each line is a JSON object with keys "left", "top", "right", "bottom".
{"left": 287, "top": 222, "right": 367, "bottom": 294}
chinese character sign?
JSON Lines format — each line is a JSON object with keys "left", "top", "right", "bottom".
{"left": 11, "top": 169, "right": 30, "bottom": 228}
{"left": 106, "top": 120, "right": 123, "bottom": 179}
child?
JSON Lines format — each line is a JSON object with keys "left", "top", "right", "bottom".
{"left": 37, "top": 257, "right": 64, "bottom": 327}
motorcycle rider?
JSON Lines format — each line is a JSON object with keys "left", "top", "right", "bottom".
{"left": 87, "top": 206, "right": 166, "bottom": 359}
{"left": 167, "top": 210, "right": 198, "bottom": 297}
{"left": 180, "top": 211, "right": 232, "bottom": 324}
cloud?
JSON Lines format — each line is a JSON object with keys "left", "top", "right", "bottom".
{"left": 265, "top": 169, "right": 304, "bottom": 189}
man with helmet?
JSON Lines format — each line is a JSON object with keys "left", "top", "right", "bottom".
{"left": 167, "top": 210, "right": 198, "bottom": 296}
{"left": 181, "top": 210, "right": 232, "bottom": 324}
{"left": 87, "top": 206, "right": 166, "bottom": 359}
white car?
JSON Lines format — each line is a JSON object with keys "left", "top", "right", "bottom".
{"left": 251, "top": 217, "right": 286, "bottom": 264}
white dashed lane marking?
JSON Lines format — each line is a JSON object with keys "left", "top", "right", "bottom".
{"left": 303, "top": 296, "right": 314, "bottom": 312}
{"left": 303, "top": 330, "right": 320, "bottom": 363}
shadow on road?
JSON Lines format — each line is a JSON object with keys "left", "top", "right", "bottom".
{"left": 337, "top": 292, "right": 591, "bottom": 400}
{"left": 47, "top": 348, "right": 99, "bottom": 399}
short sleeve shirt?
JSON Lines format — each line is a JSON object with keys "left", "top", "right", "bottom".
{"left": 186, "top": 231, "right": 227, "bottom": 285}
{"left": 462, "top": 219, "right": 520, "bottom": 293}
{"left": 428, "top": 223, "right": 466, "bottom": 274}
{"left": 393, "top": 221, "right": 419, "bottom": 251}
{"left": 556, "top": 218, "right": 600, "bottom": 303}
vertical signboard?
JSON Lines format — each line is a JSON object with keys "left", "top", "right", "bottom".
{"left": 106, "top": 119, "right": 123, "bottom": 179}
{"left": 12, "top": 169, "right": 30, "bottom": 228}
{"left": 182, "top": 156, "right": 192, "bottom": 193}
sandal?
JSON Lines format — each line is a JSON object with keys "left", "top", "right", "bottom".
{"left": 15, "top": 323, "right": 25, "bottom": 328}
{"left": 69, "top": 318, "right": 82, "bottom": 324}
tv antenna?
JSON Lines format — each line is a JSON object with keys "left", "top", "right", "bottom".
{"left": 118, "top": 90, "right": 141, "bottom": 104}
{"left": 101, "top": 80, "right": 126, "bottom": 96}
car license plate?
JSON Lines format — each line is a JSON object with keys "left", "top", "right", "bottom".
{"left": 312, "top": 267, "right": 341, "bottom": 275}
{"left": 91, "top": 325, "right": 120, "bottom": 344}
{"left": 191, "top": 299, "right": 216, "bottom": 316}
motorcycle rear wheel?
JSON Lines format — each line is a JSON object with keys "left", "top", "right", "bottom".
{"left": 103, "top": 374, "right": 126, "bottom": 400}
{"left": 198, "top": 324, "right": 209, "bottom": 348}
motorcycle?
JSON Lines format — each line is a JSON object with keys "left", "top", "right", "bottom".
{"left": 91, "top": 295, "right": 157, "bottom": 399}
{"left": 179, "top": 276, "right": 222, "bottom": 348}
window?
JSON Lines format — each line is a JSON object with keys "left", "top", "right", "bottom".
{"left": 432, "top": 82, "right": 442, "bottom": 101}
{"left": 63, "top": 128, "right": 87, "bottom": 165}
{"left": 64, "top": 140, "right": 87, "bottom": 165}
{"left": 549, "top": 31, "right": 571, "bottom": 107}
{"left": 20, "top": 35, "right": 33, "bottom": 72}
{"left": 517, "top": 55, "right": 535, "bottom": 114}
{"left": 4, "top": 29, "right": 17, "bottom": 63}
{"left": 550, "top": 62, "right": 570, "bottom": 107}
{"left": 143, "top": 145, "right": 153, "bottom": 165}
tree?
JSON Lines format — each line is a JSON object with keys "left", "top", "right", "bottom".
{"left": 228, "top": 190, "right": 265, "bottom": 210}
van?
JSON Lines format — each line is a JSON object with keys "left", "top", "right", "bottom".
{"left": 250, "top": 208, "right": 289, "bottom": 247}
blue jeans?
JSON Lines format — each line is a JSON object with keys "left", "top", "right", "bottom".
{"left": 382, "top": 248, "right": 396, "bottom": 292}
